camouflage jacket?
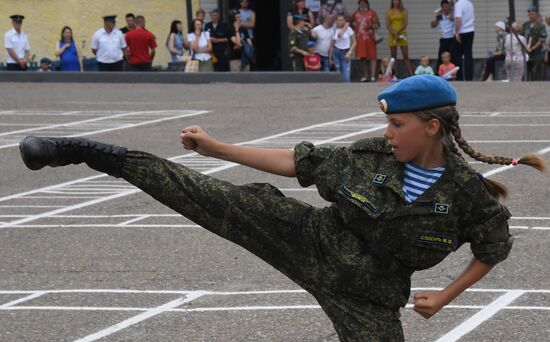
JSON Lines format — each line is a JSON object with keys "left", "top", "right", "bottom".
{"left": 295, "top": 137, "right": 513, "bottom": 271}
{"left": 288, "top": 28, "right": 309, "bottom": 55}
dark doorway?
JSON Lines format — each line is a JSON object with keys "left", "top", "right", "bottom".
{"left": 226, "top": 0, "right": 287, "bottom": 71}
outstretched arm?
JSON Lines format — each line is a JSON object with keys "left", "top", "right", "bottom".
{"left": 413, "top": 257, "right": 494, "bottom": 318}
{"left": 180, "top": 125, "right": 296, "bottom": 177}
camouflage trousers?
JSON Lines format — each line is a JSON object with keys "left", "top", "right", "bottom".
{"left": 120, "top": 151, "right": 406, "bottom": 342}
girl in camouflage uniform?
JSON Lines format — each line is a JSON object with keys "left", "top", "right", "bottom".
{"left": 19, "top": 75, "right": 545, "bottom": 341}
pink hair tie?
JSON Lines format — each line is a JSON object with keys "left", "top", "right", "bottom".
{"left": 511, "top": 159, "right": 519, "bottom": 166}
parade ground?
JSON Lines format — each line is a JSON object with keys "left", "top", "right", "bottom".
{"left": 0, "top": 81, "right": 549, "bottom": 341}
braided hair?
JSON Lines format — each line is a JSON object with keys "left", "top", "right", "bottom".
{"left": 414, "top": 106, "right": 546, "bottom": 199}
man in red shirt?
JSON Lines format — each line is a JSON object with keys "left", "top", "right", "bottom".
{"left": 124, "top": 15, "right": 157, "bottom": 71}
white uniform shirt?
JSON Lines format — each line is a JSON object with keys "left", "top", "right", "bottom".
{"left": 4, "top": 28, "right": 30, "bottom": 63}
{"left": 454, "top": 0, "right": 475, "bottom": 34}
{"left": 312, "top": 24, "right": 334, "bottom": 57}
{"left": 91, "top": 28, "right": 127, "bottom": 63}
{"left": 439, "top": 13, "right": 454, "bottom": 39}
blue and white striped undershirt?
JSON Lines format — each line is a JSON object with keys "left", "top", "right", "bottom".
{"left": 403, "top": 163, "right": 446, "bottom": 203}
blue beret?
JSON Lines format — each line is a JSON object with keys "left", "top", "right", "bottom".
{"left": 376, "top": 75, "right": 457, "bottom": 114}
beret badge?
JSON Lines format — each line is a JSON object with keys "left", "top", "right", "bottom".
{"left": 379, "top": 99, "right": 388, "bottom": 113}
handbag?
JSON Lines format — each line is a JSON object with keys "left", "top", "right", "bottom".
{"left": 374, "top": 29, "right": 383, "bottom": 44}
{"left": 178, "top": 50, "right": 192, "bottom": 62}
{"left": 184, "top": 50, "right": 199, "bottom": 73}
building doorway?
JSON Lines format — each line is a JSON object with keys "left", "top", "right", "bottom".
{"left": 225, "top": 0, "right": 290, "bottom": 71}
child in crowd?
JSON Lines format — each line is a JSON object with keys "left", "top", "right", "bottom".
{"left": 304, "top": 41, "right": 321, "bottom": 71}
{"left": 414, "top": 56, "right": 434, "bottom": 75}
{"left": 438, "top": 51, "right": 457, "bottom": 80}
{"left": 377, "top": 57, "right": 398, "bottom": 82}
{"left": 37, "top": 58, "right": 52, "bottom": 72}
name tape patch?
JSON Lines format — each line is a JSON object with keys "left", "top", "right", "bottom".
{"left": 340, "top": 184, "right": 379, "bottom": 213}
{"left": 416, "top": 232, "right": 457, "bottom": 248}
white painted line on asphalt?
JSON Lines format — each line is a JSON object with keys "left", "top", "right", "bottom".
{"left": 0, "top": 110, "right": 209, "bottom": 149}
{"left": 0, "top": 123, "right": 57, "bottom": 127}
{"left": 434, "top": 290, "right": 525, "bottom": 342}
{"left": 7, "top": 224, "right": 549, "bottom": 231}
{"left": 179, "top": 305, "right": 321, "bottom": 312}
{"left": 115, "top": 215, "right": 150, "bottom": 226}
{"left": 489, "top": 112, "right": 501, "bottom": 116}
{"left": 3, "top": 298, "right": 550, "bottom": 313}
{"left": 16, "top": 196, "right": 99, "bottom": 199}
{"left": 1, "top": 287, "right": 549, "bottom": 296}
{"left": 4, "top": 303, "right": 550, "bottom": 313}
{"left": 0, "top": 111, "right": 148, "bottom": 137}
{"left": 0, "top": 291, "right": 46, "bottom": 308}
{"left": 0, "top": 112, "right": 385, "bottom": 228}
{"left": 505, "top": 306, "right": 550, "bottom": 311}
{"left": 5, "top": 224, "right": 200, "bottom": 229}
{"left": 0, "top": 205, "right": 64, "bottom": 208}
{"left": 73, "top": 292, "right": 206, "bottom": 342}
{"left": 0, "top": 176, "right": 115, "bottom": 203}
{"left": 4, "top": 306, "right": 149, "bottom": 312}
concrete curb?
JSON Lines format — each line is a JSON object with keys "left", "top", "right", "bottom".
{"left": 0, "top": 71, "right": 343, "bottom": 84}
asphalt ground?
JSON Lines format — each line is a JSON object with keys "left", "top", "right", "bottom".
{"left": 0, "top": 81, "right": 549, "bottom": 341}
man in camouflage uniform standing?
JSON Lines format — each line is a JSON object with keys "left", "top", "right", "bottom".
{"left": 523, "top": 6, "right": 547, "bottom": 81}
{"left": 289, "top": 15, "right": 310, "bottom": 71}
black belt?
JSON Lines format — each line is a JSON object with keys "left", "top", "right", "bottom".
{"left": 366, "top": 241, "right": 414, "bottom": 280}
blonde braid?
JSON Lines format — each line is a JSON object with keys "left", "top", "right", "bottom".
{"left": 414, "top": 105, "right": 547, "bottom": 199}
{"left": 449, "top": 109, "right": 513, "bottom": 165}
{"left": 449, "top": 108, "right": 546, "bottom": 171}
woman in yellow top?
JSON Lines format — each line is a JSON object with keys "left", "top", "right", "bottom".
{"left": 386, "top": 0, "right": 413, "bottom": 76}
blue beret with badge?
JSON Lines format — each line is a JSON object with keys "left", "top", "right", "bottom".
{"left": 376, "top": 75, "right": 457, "bottom": 114}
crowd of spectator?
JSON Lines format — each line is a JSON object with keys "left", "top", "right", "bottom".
{"left": 3, "top": 0, "right": 550, "bottom": 82}
{"left": 2, "top": 0, "right": 257, "bottom": 73}
{"left": 290, "top": 0, "right": 549, "bottom": 82}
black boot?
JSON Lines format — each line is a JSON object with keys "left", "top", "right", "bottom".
{"left": 19, "top": 136, "right": 127, "bottom": 177}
